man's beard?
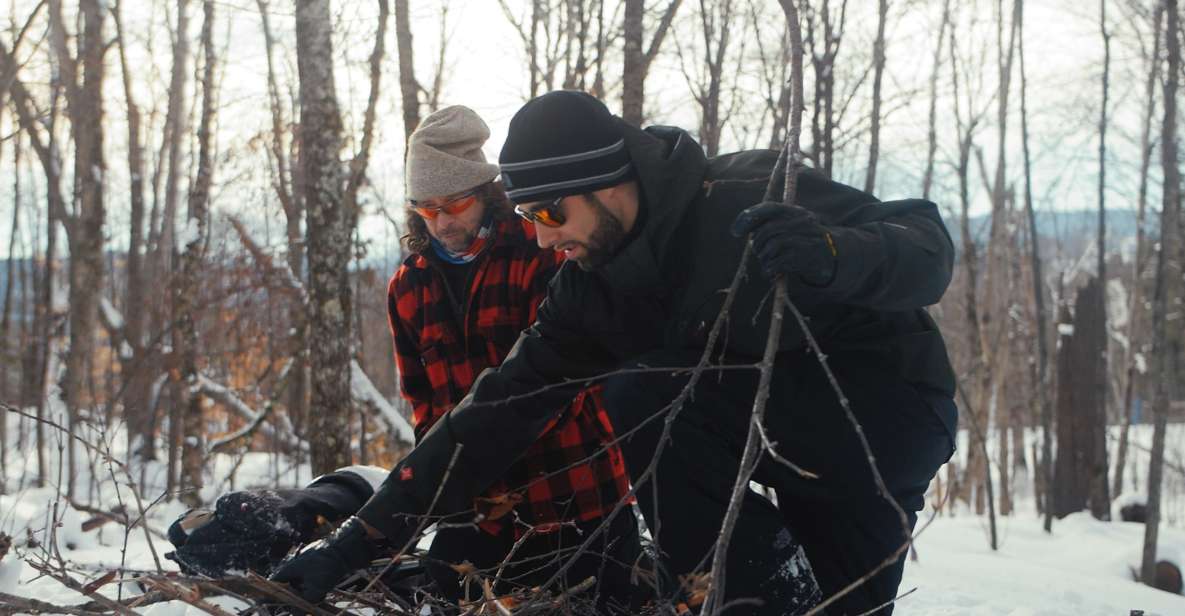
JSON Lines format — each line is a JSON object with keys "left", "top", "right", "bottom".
{"left": 437, "top": 225, "right": 478, "bottom": 254}
{"left": 573, "top": 195, "right": 627, "bottom": 271}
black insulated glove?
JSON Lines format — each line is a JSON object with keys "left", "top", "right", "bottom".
{"left": 165, "top": 471, "right": 375, "bottom": 578}
{"left": 269, "top": 516, "right": 378, "bottom": 604}
{"left": 731, "top": 201, "right": 838, "bottom": 286}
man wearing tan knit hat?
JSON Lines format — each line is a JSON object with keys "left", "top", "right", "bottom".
{"left": 274, "top": 105, "right": 642, "bottom": 610}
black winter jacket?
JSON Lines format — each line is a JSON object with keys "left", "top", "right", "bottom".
{"left": 357, "top": 124, "right": 957, "bottom": 541}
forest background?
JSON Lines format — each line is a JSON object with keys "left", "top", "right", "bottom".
{"left": 0, "top": 0, "right": 1184, "bottom": 610}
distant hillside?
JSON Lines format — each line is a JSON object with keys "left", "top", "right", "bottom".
{"left": 947, "top": 208, "right": 1153, "bottom": 257}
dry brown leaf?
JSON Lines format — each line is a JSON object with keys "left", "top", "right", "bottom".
{"left": 82, "top": 570, "right": 118, "bottom": 595}
{"left": 474, "top": 493, "right": 523, "bottom": 521}
{"left": 450, "top": 560, "right": 477, "bottom": 576}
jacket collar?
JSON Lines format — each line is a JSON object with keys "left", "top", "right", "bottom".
{"left": 596, "top": 123, "right": 708, "bottom": 294}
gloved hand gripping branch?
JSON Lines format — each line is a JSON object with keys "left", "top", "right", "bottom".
{"left": 730, "top": 201, "right": 838, "bottom": 287}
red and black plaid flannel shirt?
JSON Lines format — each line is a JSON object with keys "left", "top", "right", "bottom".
{"left": 388, "top": 218, "right": 630, "bottom": 536}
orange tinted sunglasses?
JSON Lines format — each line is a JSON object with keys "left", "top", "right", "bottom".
{"left": 410, "top": 188, "right": 480, "bottom": 220}
{"left": 514, "top": 197, "right": 567, "bottom": 228}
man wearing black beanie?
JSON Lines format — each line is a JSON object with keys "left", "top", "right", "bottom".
{"left": 278, "top": 91, "right": 958, "bottom": 616}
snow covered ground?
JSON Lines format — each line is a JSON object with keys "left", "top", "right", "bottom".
{"left": 3, "top": 413, "right": 1185, "bottom": 614}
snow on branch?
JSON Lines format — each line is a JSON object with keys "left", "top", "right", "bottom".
{"left": 196, "top": 372, "right": 305, "bottom": 453}
{"left": 351, "top": 359, "right": 415, "bottom": 446}
{"left": 226, "top": 215, "right": 308, "bottom": 305}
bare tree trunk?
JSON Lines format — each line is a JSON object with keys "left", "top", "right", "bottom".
{"left": 0, "top": 137, "right": 14, "bottom": 488}
{"left": 49, "top": 0, "right": 108, "bottom": 499}
{"left": 1088, "top": 0, "right": 1112, "bottom": 518}
{"left": 692, "top": 0, "right": 736, "bottom": 158}
{"left": 1, "top": 46, "right": 64, "bottom": 487}
{"left": 529, "top": 0, "right": 541, "bottom": 97}
{"left": 161, "top": 0, "right": 191, "bottom": 495}
{"left": 922, "top": 0, "right": 951, "bottom": 200}
{"left": 174, "top": 0, "right": 217, "bottom": 507}
{"left": 113, "top": 0, "right": 157, "bottom": 463}
{"left": 623, "top": 0, "right": 644, "bottom": 124}
{"left": 1017, "top": 0, "right": 1054, "bottom": 532}
{"left": 394, "top": 0, "right": 420, "bottom": 141}
{"left": 1115, "top": 2, "right": 1164, "bottom": 499}
{"left": 805, "top": 0, "right": 845, "bottom": 178}
{"left": 864, "top": 0, "right": 887, "bottom": 194}
{"left": 297, "top": 0, "right": 353, "bottom": 474}
{"left": 256, "top": 0, "right": 310, "bottom": 463}
{"left": 622, "top": 0, "right": 683, "bottom": 126}
{"left": 1141, "top": 0, "right": 1180, "bottom": 587}
{"left": 1053, "top": 276, "right": 1110, "bottom": 520}
{"left": 950, "top": 21, "right": 987, "bottom": 509}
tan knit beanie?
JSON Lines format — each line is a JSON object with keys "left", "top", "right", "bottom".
{"left": 406, "top": 105, "right": 500, "bottom": 201}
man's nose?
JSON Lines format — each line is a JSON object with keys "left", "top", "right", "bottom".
{"left": 535, "top": 223, "right": 559, "bottom": 249}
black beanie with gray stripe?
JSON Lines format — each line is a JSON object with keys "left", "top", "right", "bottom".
{"left": 498, "top": 91, "right": 635, "bottom": 205}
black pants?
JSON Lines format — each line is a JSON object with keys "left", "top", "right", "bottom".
{"left": 425, "top": 509, "right": 643, "bottom": 612}
{"left": 602, "top": 349, "right": 956, "bottom": 616}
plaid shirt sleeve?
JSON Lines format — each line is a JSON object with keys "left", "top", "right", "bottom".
{"left": 387, "top": 268, "right": 437, "bottom": 443}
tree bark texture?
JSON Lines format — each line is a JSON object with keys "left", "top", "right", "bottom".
{"left": 1141, "top": 0, "right": 1180, "bottom": 587}
{"left": 296, "top": 0, "right": 354, "bottom": 475}
{"left": 1017, "top": 0, "right": 1054, "bottom": 532}
{"left": 1115, "top": 2, "right": 1163, "bottom": 499}
{"left": 1052, "top": 276, "right": 1110, "bottom": 520}
{"left": 922, "top": 0, "right": 951, "bottom": 200}
{"left": 174, "top": 0, "right": 217, "bottom": 506}
{"left": 49, "top": 0, "right": 107, "bottom": 498}
{"left": 113, "top": 0, "right": 157, "bottom": 462}
{"left": 394, "top": 0, "right": 420, "bottom": 141}
{"left": 864, "top": 0, "right": 887, "bottom": 194}
{"left": 806, "top": 0, "right": 845, "bottom": 178}
{"left": 622, "top": 0, "right": 644, "bottom": 125}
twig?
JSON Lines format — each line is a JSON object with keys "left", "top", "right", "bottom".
{"left": 854, "top": 586, "right": 917, "bottom": 616}
{"left": 140, "top": 577, "right": 240, "bottom": 616}
{"left": 0, "top": 590, "right": 110, "bottom": 615}
{"left": 25, "top": 559, "right": 141, "bottom": 616}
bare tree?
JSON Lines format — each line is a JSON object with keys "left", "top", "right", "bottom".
{"left": 112, "top": 0, "right": 158, "bottom": 463}
{"left": 1052, "top": 276, "right": 1109, "bottom": 519}
{"left": 922, "top": 0, "right": 951, "bottom": 200}
{"left": 161, "top": 0, "right": 192, "bottom": 494}
{"left": 1, "top": 30, "right": 62, "bottom": 488}
{"left": 1088, "top": 0, "right": 1112, "bottom": 518}
{"left": 676, "top": 0, "right": 742, "bottom": 157}
{"left": 0, "top": 136, "right": 14, "bottom": 488}
{"left": 622, "top": 0, "right": 684, "bottom": 125}
{"left": 297, "top": 0, "right": 352, "bottom": 474}
{"left": 948, "top": 8, "right": 991, "bottom": 515}
{"left": 47, "top": 0, "right": 108, "bottom": 498}
{"left": 1115, "top": 0, "right": 1164, "bottom": 499}
{"left": 256, "top": 0, "right": 310, "bottom": 451}
{"left": 173, "top": 0, "right": 217, "bottom": 506}
{"left": 803, "top": 0, "right": 847, "bottom": 177}
{"left": 1140, "top": 0, "right": 1180, "bottom": 588}
{"left": 1016, "top": 0, "right": 1054, "bottom": 532}
{"left": 394, "top": 0, "right": 420, "bottom": 140}
{"left": 863, "top": 0, "right": 887, "bottom": 193}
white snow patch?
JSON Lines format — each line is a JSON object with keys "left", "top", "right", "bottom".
{"left": 1108, "top": 278, "right": 1130, "bottom": 329}
{"left": 98, "top": 296, "right": 125, "bottom": 333}
{"left": 179, "top": 216, "right": 203, "bottom": 249}
{"left": 1058, "top": 323, "right": 1075, "bottom": 336}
